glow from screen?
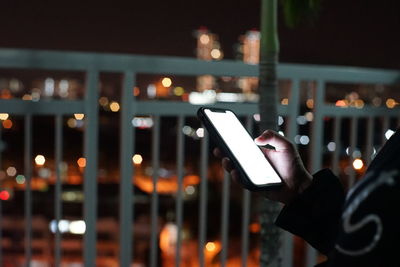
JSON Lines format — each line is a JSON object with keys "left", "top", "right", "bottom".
{"left": 205, "top": 109, "right": 281, "bottom": 185}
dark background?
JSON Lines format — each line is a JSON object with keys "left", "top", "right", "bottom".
{"left": 0, "top": 0, "right": 399, "bottom": 69}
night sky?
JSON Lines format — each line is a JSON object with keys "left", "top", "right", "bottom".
{"left": 0, "top": 0, "right": 399, "bottom": 69}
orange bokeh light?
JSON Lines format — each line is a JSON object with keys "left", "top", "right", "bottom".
{"left": 2, "top": 119, "right": 12, "bottom": 129}
{"left": 77, "top": 157, "right": 86, "bottom": 168}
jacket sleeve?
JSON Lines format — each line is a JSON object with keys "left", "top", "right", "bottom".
{"left": 275, "top": 169, "right": 345, "bottom": 255}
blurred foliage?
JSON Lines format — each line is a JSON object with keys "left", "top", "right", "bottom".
{"left": 282, "top": 0, "right": 322, "bottom": 28}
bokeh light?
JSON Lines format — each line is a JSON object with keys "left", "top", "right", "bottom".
{"left": 161, "top": 77, "right": 172, "bottom": 87}
{"left": 77, "top": 157, "right": 86, "bottom": 168}
{"left": 74, "top": 113, "right": 85, "bottom": 120}
{"left": 0, "top": 113, "right": 9, "bottom": 120}
{"left": 2, "top": 119, "right": 12, "bottom": 129}
{"left": 35, "top": 155, "right": 46, "bottom": 166}
{"left": 205, "top": 242, "right": 216, "bottom": 252}
{"left": 16, "top": 175, "right": 26, "bottom": 184}
{"left": 6, "top": 166, "right": 17, "bottom": 176}
{"left": 0, "top": 190, "right": 10, "bottom": 201}
{"left": 353, "top": 158, "right": 364, "bottom": 170}
{"left": 132, "top": 154, "right": 143, "bottom": 165}
{"left": 110, "top": 101, "right": 120, "bottom": 112}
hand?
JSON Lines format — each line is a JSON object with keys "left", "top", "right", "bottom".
{"left": 213, "top": 130, "right": 312, "bottom": 204}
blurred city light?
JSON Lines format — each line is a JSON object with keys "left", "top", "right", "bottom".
{"left": 210, "top": 49, "right": 222, "bottom": 59}
{"left": 49, "top": 219, "right": 86, "bottom": 234}
{"left": 306, "top": 99, "right": 314, "bottom": 109}
{"left": 44, "top": 78, "right": 55, "bottom": 97}
{"left": 196, "top": 128, "right": 204, "bottom": 138}
{"left": 74, "top": 113, "right": 85, "bottom": 120}
{"left": 98, "top": 96, "right": 109, "bottom": 106}
{"left": 132, "top": 154, "right": 143, "bottom": 165}
{"left": 67, "top": 118, "right": 77, "bottom": 128}
{"left": 296, "top": 116, "right": 307, "bottom": 125}
{"left": 110, "top": 101, "right": 120, "bottom": 112}
{"left": 299, "top": 135, "right": 310, "bottom": 145}
{"left": 38, "top": 168, "right": 51, "bottom": 179}
{"left": 147, "top": 84, "right": 156, "bottom": 98}
{"left": 249, "top": 222, "right": 261, "bottom": 233}
{"left": 59, "top": 79, "right": 69, "bottom": 98}
{"left": 22, "top": 94, "right": 32, "bottom": 101}
{"left": 2, "top": 119, "right": 12, "bottom": 129}
{"left": 6, "top": 166, "right": 17, "bottom": 176}
{"left": 353, "top": 158, "right": 364, "bottom": 170}
{"left": 327, "top": 142, "right": 336, "bottom": 152}
{"left": 131, "top": 117, "right": 154, "bottom": 129}
{"left": 335, "top": 100, "right": 348, "bottom": 107}
{"left": 31, "top": 89, "right": 41, "bottom": 102}
{"left": 205, "top": 242, "right": 216, "bottom": 252}
{"left": 16, "top": 174, "right": 26, "bottom": 184}
{"left": 77, "top": 157, "right": 86, "bottom": 168}
{"left": 188, "top": 90, "right": 216, "bottom": 104}
{"left": 35, "top": 155, "right": 46, "bottom": 166}
{"left": 199, "top": 34, "right": 210, "bottom": 45}
{"left": 0, "top": 113, "right": 9, "bottom": 120}
{"left": 278, "top": 116, "right": 284, "bottom": 126}
{"left": 134, "top": 87, "right": 140, "bottom": 96}
{"left": 161, "top": 77, "right": 172, "bottom": 87}
{"left": 216, "top": 92, "right": 243, "bottom": 102}
{"left": 69, "top": 220, "right": 86, "bottom": 234}
{"left": 305, "top": 112, "right": 314, "bottom": 122}
{"left": 173, "top": 86, "right": 184, "bottom": 96}
{"left": 0, "top": 190, "right": 10, "bottom": 201}
{"left": 253, "top": 114, "right": 260, "bottom": 122}
{"left": 185, "top": 185, "right": 195, "bottom": 195}
{"left": 385, "top": 129, "right": 395, "bottom": 140}
{"left": 386, "top": 98, "right": 397, "bottom": 108}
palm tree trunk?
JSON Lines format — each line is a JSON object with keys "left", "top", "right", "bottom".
{"left": 258, "top": 0, "right": 282, "bottom": 266}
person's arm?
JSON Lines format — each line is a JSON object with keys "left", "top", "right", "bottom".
{"left": 275, "top": 169, "right": 345, "bottom": 255}
{"left": 214, "top": 130, "right": 345, "bottom": 255}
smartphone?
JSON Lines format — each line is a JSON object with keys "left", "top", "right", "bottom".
{"left": 197, "top": 107, "right": 282, "bottom": 190}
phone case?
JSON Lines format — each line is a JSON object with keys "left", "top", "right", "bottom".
{"left": 197, "top": 107, "right": 282, "bottom": 191}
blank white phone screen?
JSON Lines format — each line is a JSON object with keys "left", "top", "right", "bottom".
{"left": 205, "top": 109, "right": 281, "bottom": 185}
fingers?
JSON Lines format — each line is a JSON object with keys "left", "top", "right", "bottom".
{"left": 222, "top": 157, "right": 234, "bottom": 172}
{"left": 254, "top": 130, "right": 292, "bottom": 151}
{"left": 214, "top": 148, "right": 240, "bottom": 182}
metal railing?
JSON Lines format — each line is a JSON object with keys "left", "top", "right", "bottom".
{"left": 0, "top": 48, "right": 399, "bottom": 267}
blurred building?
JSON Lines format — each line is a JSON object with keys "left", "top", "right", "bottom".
{"left": 194, "top": 27, "right": 223, "bottom": 92}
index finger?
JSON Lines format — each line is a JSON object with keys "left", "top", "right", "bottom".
{"left": 254, "top": 130, "right": 292, "bottom": 151}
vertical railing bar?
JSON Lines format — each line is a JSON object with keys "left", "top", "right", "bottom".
{"left": 120, "top": 71, "right": 135, "bottom": 266}
{"left": 282, "top": 79, "right": 299, "bottom": 267}
{"left": 366, "top": 117, "right": 374, "bottom": 165}
{"left": 150, "top": 115, "right": 161, "bottom": 267}
{"left": 220, "top": 170, "right": 230, "bottom": 267}
{"left": 287, "top": 79, "right": 300, "bottom": 142}
{"left": 198, "top": 131, "right": 209, "bottom": 267}
{"left": 307, "top": 80, "right": 325, "bottom": 267}
{"left": 348, "top": 117, "right": 357, "bottom": 187}
{"left": 83, "top": 70, "right": 99, "bottom": 267}
{"left": 332, "top": 117, "right": 342, "bottom": 176}
{"left": 241, "top": 116, "right": 253, "bottom": 267}
{"left": 54, "top": 115, "right": 63, "bottom": 267}
{"left": 0, "top": 126, "right": 2, "bottom": 267}
{"left": 24, "top": 114, "right": 33, "bottom": 267}
{"left": 175, "top": 115, "right": 185, "bottom": 267}
{"left": 310, "top": 79, "right": 325, "bottom": 172}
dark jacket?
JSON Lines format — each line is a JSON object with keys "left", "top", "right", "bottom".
{"left": 276, "top": 130, "right": 400, "bottom": 267}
